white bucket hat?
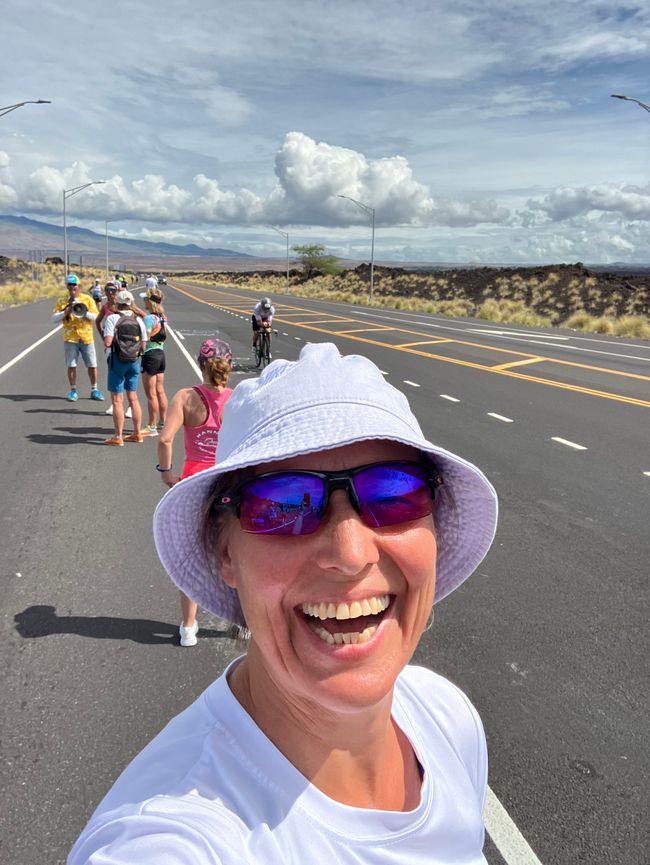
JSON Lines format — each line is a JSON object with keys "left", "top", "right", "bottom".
{"left": 154, "top": 342, "right": 498, "bottom": 626}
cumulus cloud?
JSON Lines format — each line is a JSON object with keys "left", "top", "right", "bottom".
{"left": 525, "top": 182, "right": 650, "bottom": 221}
{"left": 3, "top": 133, "right": 510, "bottom": 229}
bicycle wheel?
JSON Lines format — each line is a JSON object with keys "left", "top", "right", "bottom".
{"left": 261, "top": 332, "right": 271, "bottom": 366}
{"left": 254, "top": 341, "right": 262, "bottom": 368}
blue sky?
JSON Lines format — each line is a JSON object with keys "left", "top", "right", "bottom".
{"left": 1, "top": 0, "right": 649, "bottom": 263}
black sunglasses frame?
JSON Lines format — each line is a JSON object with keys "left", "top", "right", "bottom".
{"left": 213, "top": 460, "right": 442, "bottom": 526}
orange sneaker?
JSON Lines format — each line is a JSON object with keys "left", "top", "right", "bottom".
{"left": 104, "top": 436, "right": 124, "bottom": 447}
{"left": 124, "top": 433, "right": 144, "bottom": 443}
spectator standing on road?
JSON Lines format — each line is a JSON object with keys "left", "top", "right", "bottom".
{"left": 156, "top": 338, "right": 233, "bottom": 646}
{"left": 90, "top": 279, "right": 103, "bottom": 306}
{"left": 70, "top": 342, "right": 498, "bottom": 863}
{"left": 251, "top": 296, "right": 275, "bottom": 355}
{"left": 102, "top": 290, "right": 147, "bottom": 446}
{"left": 51, "top": 274, "right": 104, "bottom": 402}
{"left": 97, "top": 283, "right": 132, "bottom": 420}
{"left": 139, "top": 287, "right": 169, "bottom": 437}
{"left": 145, "top": 273, "right": 158, "bottom": 293}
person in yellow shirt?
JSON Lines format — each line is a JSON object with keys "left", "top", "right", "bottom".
{"left": 52, "top": 274, "right": 103, "bottom": 402}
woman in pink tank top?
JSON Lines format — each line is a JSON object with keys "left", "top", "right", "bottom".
{"left": 157, "top": 339, "right": 233, "bottom": 646}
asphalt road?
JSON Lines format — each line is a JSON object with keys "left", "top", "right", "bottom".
{"left": 1, "top": 281, "right": 648, "bottom": 865}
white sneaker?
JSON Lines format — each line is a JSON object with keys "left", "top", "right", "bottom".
{"left": 106, "top": 405, "right": 132, "bottom": 417}
{"left": 105, "top": 404, "right": 113, "bottom": 415}
{"left": 125, "top": 406, "right": 133, "bottom": 419}
{"left": 179, "top": 621, "right": 199, "bottom": 647}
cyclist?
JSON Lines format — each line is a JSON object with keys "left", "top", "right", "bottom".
{"left": 251, "top": 296, "right": 275, "bottom": 357}
{"left": 90, "top": 279, "right": 103, "bottom": 305}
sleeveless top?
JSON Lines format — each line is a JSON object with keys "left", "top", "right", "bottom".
{"left": 183, "top": 385, "right": 233, "bottom": 465}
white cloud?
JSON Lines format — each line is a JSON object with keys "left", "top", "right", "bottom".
{"left": 3, "top": 133, "right": 511, "bottom": 229}
{"left": 0, "top": 151, "right": 10, "bottom": 169}
{"left": 525, "top": 182, "right": 650, "bottom": 221}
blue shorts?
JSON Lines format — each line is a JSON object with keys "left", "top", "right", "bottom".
{"left": 107, "top": 355, "right": 140, "bottom": 393}
{"left": 64, "top": 341, "right": 97, "bottom": 368}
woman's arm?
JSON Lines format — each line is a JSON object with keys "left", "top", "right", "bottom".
{"left": 157, "top": 389, "right": 190, "bottom": 488}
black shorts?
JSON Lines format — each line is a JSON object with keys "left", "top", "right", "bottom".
{"left": 251, "top": 315, "right": 260, "bottom": 331}
{"left": 141, "top": 348, "right": 166, "bottom": 375}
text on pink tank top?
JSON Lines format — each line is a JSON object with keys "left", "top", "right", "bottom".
{"left": 183, "top": 385, "right": 233, "bottom": 465}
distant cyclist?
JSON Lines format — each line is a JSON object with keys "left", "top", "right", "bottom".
{"left": 90, "top": 279, "right": 103, "bottom": 305}
{"left": 251, "top": 296, "right": 275, "bottom": 356}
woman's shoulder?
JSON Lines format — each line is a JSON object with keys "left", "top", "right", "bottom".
{"left": 396, "top": 665, "right": 485, "bottom": 748}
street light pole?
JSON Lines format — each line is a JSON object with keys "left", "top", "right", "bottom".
{"left": 610, "top": 93, "right": 650, "bottom": 114}
{"left": 62, "top": 181, "right": 105, "bottom": 280}
{"left": 0, "top": 99, "right": 51, "bottom": 118}
{"left": 337, "top": 194, "right": 376, "bottom": 298}
{"left": 271, "top": 226, "right": 290, "bottom": 288}
{"left": 105, "top": 219, "right": 120, "bottom": 282}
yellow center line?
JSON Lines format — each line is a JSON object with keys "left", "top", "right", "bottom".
{"left": 292, "top": 323, "right": 650, "bottom": 409}
{"left": 493, "top": 357, "right": 545, "bottom": 370}
{"left": 396, "top": 339, "right": 455, "bottom": 348}
{"left": 331, "top": 325, "right": 397, "bottom": 334}
{"left": 170, "top": 284, "right": 650, "bottom": 408}
{"left": 288, "top": 318, "right": 358, "bottom": 325}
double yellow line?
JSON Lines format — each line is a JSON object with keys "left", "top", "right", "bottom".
{"left": 170, "top": 281, "right": 650, "bottom": 410}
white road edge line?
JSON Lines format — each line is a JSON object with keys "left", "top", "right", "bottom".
{"left": 176, "top": 330, "right": 185, "bottom": 341}
{"left": 167, "top": 326, "right": 201, "bottom": 380}
{"left": 485, "top": 786, "right": 544, "bottom": 865}
{"left": 643, "top": 471, "right": 650, "bottom": 478}
{"left": 487, "top": 412, "right": 514, "bottom": 423}
{"left": 403, "top": 380, "right": 420, "bottom": 387}
{"left": 0, "top": 324, "right": 62, "bottom": 376}
{"left": 440, "top": 394, "right": 460, "bottom": 402}
{"left": 551, "top": 436, "right": 587, "bottom": 451}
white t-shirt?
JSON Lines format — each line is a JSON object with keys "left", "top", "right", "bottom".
{"left": 69, "top": 663, "right": 488, "bottom": 864}
{"left": 103, "top": 311, "right": 147, "bottom": 342}
{"left": 253, "top": 302, "right": 275, "bottom": 321}
{"left": 145, "top": 276, "right": 158, "bottom": 290}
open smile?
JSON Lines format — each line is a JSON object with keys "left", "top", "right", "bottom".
{"left": 299, "top": 595, "right": 392, "bottom": 646}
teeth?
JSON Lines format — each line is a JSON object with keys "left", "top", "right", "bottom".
{"left": 301, "top": 595, "right": 390, "bottom": 621}
{"left": 311, "top": 625, "right": 377, "bottom": 645}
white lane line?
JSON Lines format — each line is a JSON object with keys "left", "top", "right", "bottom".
{"left": 283, "top": 332, "right": 289, "bottom": 336}
{"left": 485, "top": 786, "right": 544, "bottom": 865}
{"left": 379, "top": 370, "right": 388, "bottom": 375}
{"left": 487, "top": 412, "right": 514, "bottom": 423}
{"left": 643, "top": 471, "right": 650, "bottom": 477}
{"left": 294, "top": 336, "right": 301, "bottom": 340}
{"left": 440, "top": 394, "right": 460, "bottom": 402}
{"left": 0, "top": 325, "right": 62, "bottom": 376}
{"left": 551, "top": 437, "right": 587, "bottom": 451}
{"left": 176, "top": 331, "right": 185, "bottom": 341}
{"left": 167, "top": 326, "right": 201, "bottom": 380}
{"left": 403, "top": 380, "right": 420, "bottom": 387}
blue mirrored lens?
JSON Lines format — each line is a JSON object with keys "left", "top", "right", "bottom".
{"left": 239, "top": 474, "right": 325, "bottom": 535}
{"left": 354, "top": 463, "right": 433, "bottom": 528}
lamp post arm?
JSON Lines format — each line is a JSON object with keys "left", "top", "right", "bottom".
{"left": 0, "top": 99, "right": 51, "bottom": 118}
{"left": 610, "top": 93, "right": 650, "bottom": 113}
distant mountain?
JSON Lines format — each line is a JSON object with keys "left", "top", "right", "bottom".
{"left": 0, "top": 214, "right": 252, "bottom": 260}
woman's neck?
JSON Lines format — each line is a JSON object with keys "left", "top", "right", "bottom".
{"left": 228, "top": 651, "right": 422, "bottom": 812}
{"left": 200, "top": 378, "right": 224, "bottom": 390}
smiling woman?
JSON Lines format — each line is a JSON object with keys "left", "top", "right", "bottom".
{"left": 69, "top": 342, "right": 499, "bottom": 865}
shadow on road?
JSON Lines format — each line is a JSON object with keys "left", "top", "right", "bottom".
{"left": 0, "top": 393, "right": 66, "bottom": 402}
{"left": 26, "top": 432, "right": 107, "bottom": 445}
{"left": 14, "top": 605, "right": 233, "bottom": 645}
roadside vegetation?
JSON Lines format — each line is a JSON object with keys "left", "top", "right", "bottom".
{"left": 2, "top": 254, "right": 648, "bottom": 340}
{"left": 190, "top": 262, "right": 650, "bottom": 340}
{"left": 0, "top": 258, "right": 67, "bottom": 306}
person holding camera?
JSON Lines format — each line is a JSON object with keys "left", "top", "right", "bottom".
{"left": 51, "top": 273, "right": 103, "bottom": 402}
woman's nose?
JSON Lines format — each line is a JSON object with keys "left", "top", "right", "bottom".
{"left": 311, "top": 490, "right": 380, "bottom": 575}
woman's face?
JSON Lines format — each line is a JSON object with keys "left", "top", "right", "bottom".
{"left": 220, "top": 440, "right": 437, "bottom": 714}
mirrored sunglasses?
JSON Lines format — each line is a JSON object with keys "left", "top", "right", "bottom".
{"left": 214, "top": 460, "right": 441, "bottom": 536}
